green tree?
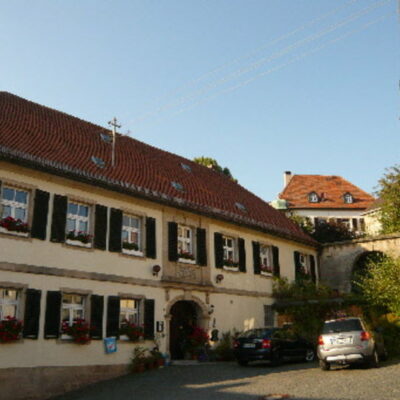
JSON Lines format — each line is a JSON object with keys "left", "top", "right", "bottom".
{"left": 376, "top": 165, "right": 400, "bottom": 234}
{"left": 193, "top": 157, "right": 237, "bottom": 182}
{"left": 288, "top": 215, "right": 313, "bottom": 235}
{"left": 356, "top": 256, "right": 400, "bottom": 318}
{"left": 311, "top": 220, "right": 356, "bottom": 243}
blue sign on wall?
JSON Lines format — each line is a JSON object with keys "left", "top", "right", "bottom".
{"left": 104, "top": 337, "right": 117, "bottom": 354}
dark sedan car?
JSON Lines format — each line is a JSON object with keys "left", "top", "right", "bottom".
{"left": 233, "top": 327, "right": 315, "bottom": 366}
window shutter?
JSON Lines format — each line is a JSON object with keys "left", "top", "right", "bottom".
{"left": 44, "top": 291, "right": 61, "bottom": 339}
{"left": 214, "top": 232, "right": 223, "bottom": 269}
{"left": 144, "top": 299, "right": 155, "bottom": 340}
{"left": 196, "top": 228, "right": 207, "bottom": 266}
{"left": 94, "top": 205, "right": 108, "bottom": 250}
{"left": 272, "top": 246, "right": 280, "bottom": 278}
{"left": 31, "top": 189, "right": 50, "bottom": 240}
{"left": 23, "top": 288, "right": 41, "bottom": 339}
{"left": 90, "top": 295, "right": 104, "bottom": 339}
{"left": 106, "top": 296, "right": 120, "bottom": 338}
{"left": 168, "top": 222, "right": 178, "bottom": 262}
{"left": 50, "top": 195, "right": 67, "bottom": 243}
{"left": 252, "top": 241, "right": 261, "bottom": 274}
{"left": 145, "top": 217, "right": 156, "bottom": 259}
{"left": 109, "top": 208, "right": 122, "bottom": 252}
{"left": 294, "top": 251, "right": 301, "bottom": 281}
{"left": 238, "top": 238, "right": 246, "bottom": 272}
{"left": 310, "top": 255, "right": 317, "bottom": 283}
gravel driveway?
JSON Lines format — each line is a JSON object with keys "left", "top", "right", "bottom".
{"left": 52, "top": 360, "right": 400, "bottom": 400}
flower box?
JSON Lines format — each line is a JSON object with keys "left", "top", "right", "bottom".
{"left": 66, "top": 231, "right": 92, "bottom": 247}
{"left": 0, "top": 317, "right": 23, "bottom": 343}
{"left": 119, "top": 320, "right": 144, "bottom": 342}
{"left": 223, "top": 265, "right": 239, "bottom": 272}
{"left": 122, "top": 248, "right": 144, "bottom": 257}
{"left": 61, "top": 319, "right": 91, "bottom": 344}
{"left": 0, "top": 227, "right": 29, "bottom": 237}
{"left": 66, "top": 239, "right": 92, "bottom": 248}
{"left": 0, "top": 217, "right": 29, "bottom": 237}
{"left": 260, "top": 265, "right": 273, "bottom": 276}
{"left": 178, "top": 257, "right": 196, "bottom": 264}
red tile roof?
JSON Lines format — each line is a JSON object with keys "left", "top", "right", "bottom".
{"left": 0, "top": 92, "right": 316, "bottom": 246}
{"left": 279, "top": 175, "right": 375, "bottom": 210}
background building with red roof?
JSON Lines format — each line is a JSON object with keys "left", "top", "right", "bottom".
{"left": 0, "top": 93, "right": 318, "bottom": 399}
{"left": 271, "top": 171, "right": 375, "bottom": 233}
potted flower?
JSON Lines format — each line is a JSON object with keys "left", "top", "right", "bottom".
{"left": 0, "top": 316, "right": 23, "bottom": 343}
{"left": 66, "top": 230, "right": 92, "bottom": 245}
{"left": 178, "top": 250, "right": 195, "bottom": 261}
{"left": 186, "top": 326, "right": 209, "bottom": 359}
{"left": 130, "top": 346, "right": 147, "bottom": 373}
{"left": 61, "top": 318, "right": 91, "bottom": 344}
{"left": 260, "top": 265, "right": 273, "bottom": 275}
{"left": 150, "top": 348, "right": 165, "bottom": 367}
{"left": 119, "top": 319, "right": 144, "bottom": 342}
{"left": 0, "top": 216, "right": 29, "bottom": 235}
{"left": 122, "top": 241, "right": 139, "bottom": 251}
{"left": 223, "top": 258, "right": 239, "bottom": 269}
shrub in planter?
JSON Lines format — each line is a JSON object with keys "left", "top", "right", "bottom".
{"left": 62, "top": 319, "right": 91, "bottom": 344}
{"left": 0, "top": 316, "right": 23, "bottom": 343}
{"left": 130, "top": 346, "right": 148, "bottom": 373}
{"left": 213, "top": 330, "right": 237, "bottom": 361}
{"left": 119, "top": 320, "right": 144, "bottom": 341}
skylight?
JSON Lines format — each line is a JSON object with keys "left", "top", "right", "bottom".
{"left": 100, "top": 133, "right": 112, "bottom": 143}
{"left": 235, "top": 202, "right": 247, "bottom": 212}
{"left": 91, "top": 156, "right": 105, "bottom": 168}
{"left": 181, "top": 163, "right": 192, "bottom": 173}
{"left": 171, "top": 181, "right": 184, "bottom": 191}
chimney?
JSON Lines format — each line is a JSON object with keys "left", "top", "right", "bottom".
{"left": 283, "top": 171, "right": 293, "bottom": 187}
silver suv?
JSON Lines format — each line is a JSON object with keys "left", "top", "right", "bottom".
{"left": 317, "top": 317, "right": 385, "bottom": 371}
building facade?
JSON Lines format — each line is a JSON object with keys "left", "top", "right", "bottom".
{"left": 0, "top": 93, "right": 318, "bottom": 399}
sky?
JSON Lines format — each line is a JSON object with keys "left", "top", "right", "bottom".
{"left": 0, "top": 0, "right": 398, "bottom": 201}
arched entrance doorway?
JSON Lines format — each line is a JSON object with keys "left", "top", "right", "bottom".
{"left": 352, "top": 251, "right": 386, "bottom": 293}
{"left": 169, "top": 300, "right": 200, "bottom": 360}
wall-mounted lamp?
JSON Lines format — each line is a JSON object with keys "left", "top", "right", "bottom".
{"left": 152, "top": 265, "right": 161, "bottom": 277}
{"left": 216, "top": 274, "right": 224, "bottom": 284}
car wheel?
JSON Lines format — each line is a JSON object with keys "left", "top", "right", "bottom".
{"left": 305, "top": 349, "right": 315, "bottom": 362}
{"left": 271, "top": 351, "right": 282, "bottom": 367}
{"left": 319, "top": 359, "right": 330, "bottom": 371}
{"left": 369, "top": 349, "right": 379, "bottom": 368}
{"left": 238, "top": 360, "right": 248, "bottom": 366}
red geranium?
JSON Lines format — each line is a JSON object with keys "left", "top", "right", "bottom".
{"left": 62, "top": 318, "right": 91, "bottom": 344}
{"left": 0, "top": 316, "right": 23, "bottom": 343}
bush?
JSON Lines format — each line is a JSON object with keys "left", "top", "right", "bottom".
{"left": 213, "top": 330, "right": 238, "bottom": 361}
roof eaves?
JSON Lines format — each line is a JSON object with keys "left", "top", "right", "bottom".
{"left": 0, "top": 145, "right": 317, "bottom": 248}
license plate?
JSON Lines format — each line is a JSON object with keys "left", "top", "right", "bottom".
{"left": 330, "top": 337, "right": 352, "bottom": 345}
{"left": 243, "top": 343, "right": 256, "bottom": 348}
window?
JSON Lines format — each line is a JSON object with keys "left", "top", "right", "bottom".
{"left": 308, "top": 192, "right": 319, "bottom": 203}
{"left": 0, "top": 186, "right": 30, "bottom": 235}
{"left": 344, "top": 193, "right": 353, "bottom": 204}
{"left": 337, "top": 218, "right": 351, "bottom": 229}
{"left": 177, "top": 225, "right": 195, "bottom": 263}
{"left": 264, "top": 305, "right": 275, "bottom": 327}
{"left": 66, "top": 201, "right": 91, "bottom": 246}
{"left": 223, "top": 235, "right": 238, "bottom": 269}
{"left": 260, "top": 245, "right": 272, "bottom": 275}
{"left": 120, "top": 298, "right": 140, "bottom": 326}
{"left": 0, "top": 289, "right": 19, "bottom": 320}
{"left": 61, "top": 293, "right": 85, "bottom": 326}
{"left": 122, "top": 215, "right": 142, "bottom": 255}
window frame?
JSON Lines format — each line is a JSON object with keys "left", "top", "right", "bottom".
{"left": 222, "top": 235, "right": 239, "bottom": 271}
{"left": 121, "top": 214, "right": 143, "bottom": 257}
{"left": 60, "top": 292, "right": 89, "bottom": 340}
{"left": 259, "top": 245, "right": 273, "bottom": 276}
{"left": 65, "top": 200, "right": 92, "bottom": 247}
{"left": 0, "top": 185, "right": 30, "bottom": 237}
{"left": 177, "top": 224, "right": 196, "bottom": 264}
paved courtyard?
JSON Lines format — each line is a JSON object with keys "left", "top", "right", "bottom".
{"left": 52, "top": 360, "right": 400, "bottom": 400}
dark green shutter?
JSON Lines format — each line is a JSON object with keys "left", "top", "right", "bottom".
{"left": 23, "top": 289, "right": 41, "bottom": 339}
{"left": 94, "top": 205, "right": 108, "bottom": 250}
{"left": 252, "top": 241, "right": 261, "bottom": 274}
{"left": 44, "top": 291, "right": 61, "bottom": 339}
{"left": 90, "top": 295, "right": 104, "bottom": 339}
{"left": 106, "top": 296, "right": 120, "bottom": 338}
{"left": 238, "top": 238, "right": 246, "bottom": 272}
{"left": 310, "top": 255, "right": 317, "bottom": 283}
{"left": 196, "top": 228, "right": 207, "bottom": 266}
{"left": 31, "top": 190, "right": 50, "bottom": 240}
{"left": 272, "top": 246, "right": 280, "bottom": 278}
{"left": 50, "top": 195, "right": 67, "bottom": 242}
{"left": 214, "top": 232, "right": 224, "bottom": 269}
{"left": 294, "top": 251, "right": 301, "bottom": 281}
{"left": 168, "top": 222, "right": 178, "bottom": 262}
{"left": 145, "top": 217, "right": 156, "bottom": 259}
{"left": 109, "top": 208, "right": 122, "bottom": 252}
{"left": 144, "top": 299, "right": 155, "bottom": 340}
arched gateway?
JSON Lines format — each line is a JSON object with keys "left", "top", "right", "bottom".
{"left": 165, "top": 295, "right": 209, "bottom": 360}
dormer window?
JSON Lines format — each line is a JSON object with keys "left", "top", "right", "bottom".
{"left": 344, "top": 193, "right": 353, "bottom": 204}
{"left": 308, "top": 192, "right": 319, "bottom": 203}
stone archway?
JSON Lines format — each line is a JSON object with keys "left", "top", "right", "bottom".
{"left": 165, "top": 294, "right": 209, "bottom": 359}
{"left": 351, "top": 250, "right": 386, "bottom": 293}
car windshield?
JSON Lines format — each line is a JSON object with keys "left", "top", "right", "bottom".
{"left": 323, "top": 319, "right": 363, "bottom": 333}
{"left": 239, "top": 328, "right": 274, "bottom": 339}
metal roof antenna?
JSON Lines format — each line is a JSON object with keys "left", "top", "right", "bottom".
{"left": 108, "top": 117, "right": 121, "bottom": 167}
